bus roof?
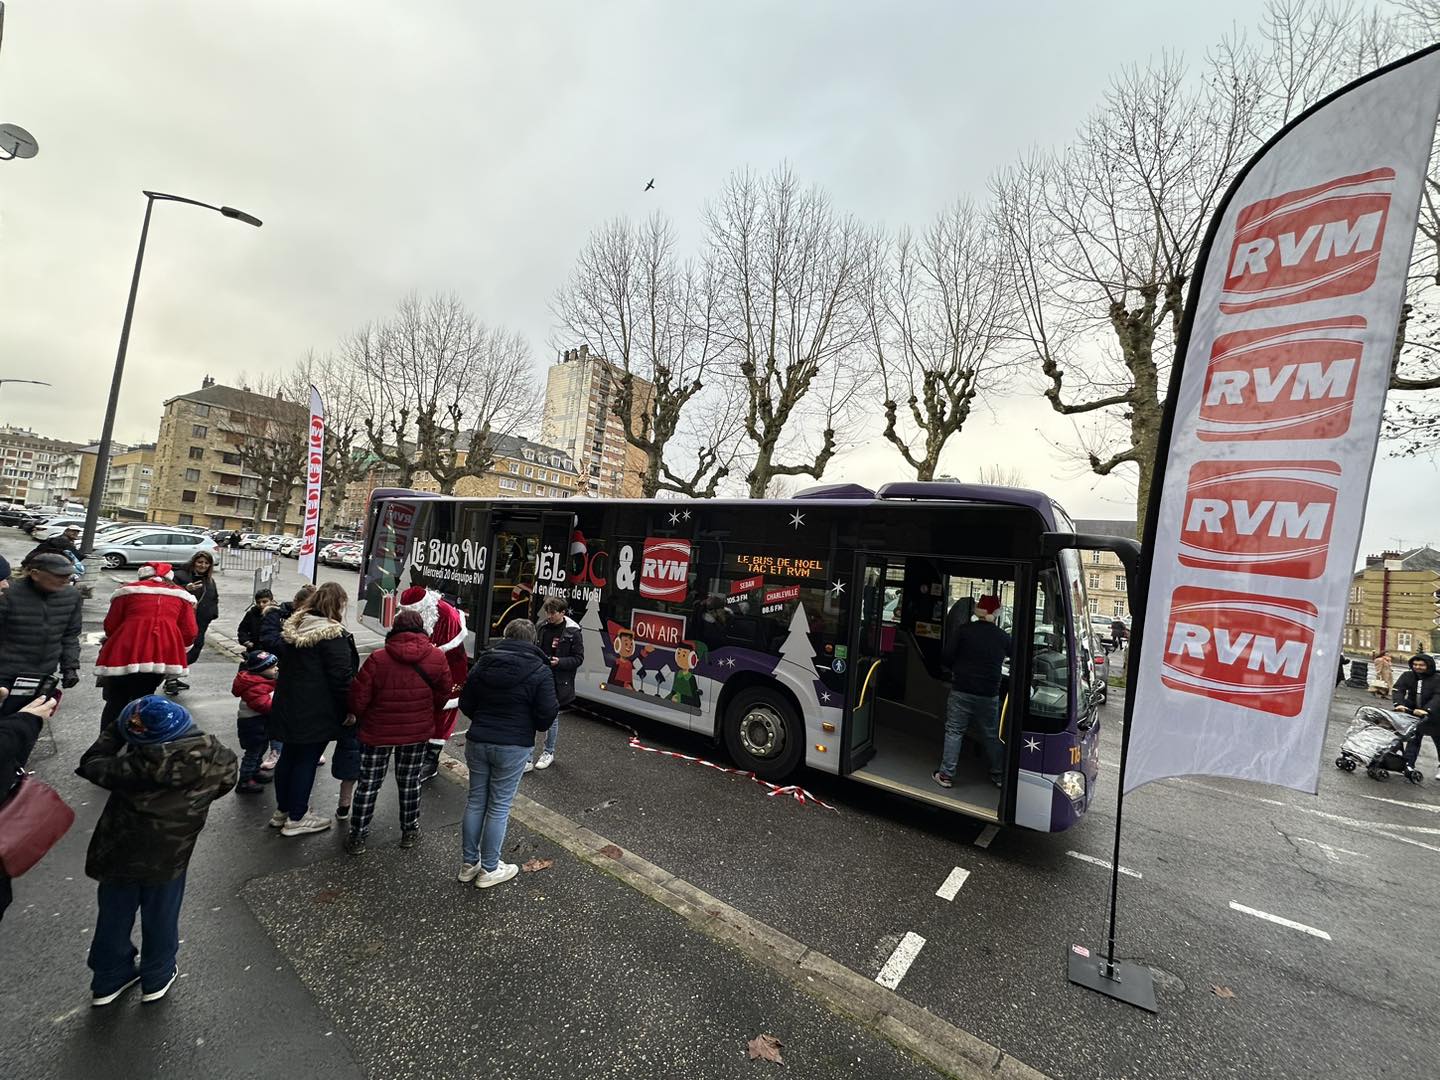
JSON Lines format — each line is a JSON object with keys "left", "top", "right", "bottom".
{"left": 373, "top": 481, "right": 1061, "bottom": 529}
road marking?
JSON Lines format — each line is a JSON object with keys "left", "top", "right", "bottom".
{"left": 1066, "top": 850, "right": 1142, "bottom": 878}
{"left": 875, "top": 931, "right": 926, "bottom": 989}
{"left": 1173, "top": 779, "right": 1440, "bottom": 837}
{"left": 974, "top": 825, "right": 999, "bottom": 848}
{"left": 1228, "top": 901, "right": 1331, "bottom": 940}
{"left": 1358, "top": 794, "right": 1440, "bottom": 813}
{"left": 935, "top": 867, "right": 970, "bottom": 901}
{"left": 1293, "top": 837, "right": 1366, "bottom": 862}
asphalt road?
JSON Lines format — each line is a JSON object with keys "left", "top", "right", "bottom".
{"left": 483, "top": 668, "right": 1440, "bottom": 1080}
{"left": 0, "top": 534, "right": 949, "bottom": 1079}
{"left": 5, "top": 530, "right": 1436, "bottom": 1079}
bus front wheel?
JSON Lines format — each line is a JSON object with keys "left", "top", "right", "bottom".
{"left": 723, "top": 688, "right": 803, "bottom": 782}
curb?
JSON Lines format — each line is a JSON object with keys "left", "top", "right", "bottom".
{"left": 434, "top": 749, "right": 1048, "bottom": 1080}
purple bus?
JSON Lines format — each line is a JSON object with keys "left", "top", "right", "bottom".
{"left": 359, "top": 481, "right": 1133, "bottom": 832}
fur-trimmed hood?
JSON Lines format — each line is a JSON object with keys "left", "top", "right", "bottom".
{"left": 112, "top": 578, "right": 197, "bottom": 604}
{"left": 282, "top": 611, "right": 347, "bottom": 648}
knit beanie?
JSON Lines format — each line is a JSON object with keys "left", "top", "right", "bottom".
{"left": 119, "top": 695, "right": 196, "bottom": 745}
{"left": 242, "top": 649, "right": 279, "bottom": 674}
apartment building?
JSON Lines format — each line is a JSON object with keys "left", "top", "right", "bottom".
{"left": 149, "top": 379, "right": 306, "bottom": 530}
{"left": 540, "top": 345, "right": 651, "bottom": 498}
{"left": 0, "top": 427, "right": 83, "bottom": 505}
{"left": 102, "top": 444, "right": 156, "bottom": 517}
{"left": 338, "top": 433, "right": 580, "bottom": 527}
{"left": 1074, "top": 518, "right": 1135, "bottom": 621}
{"left": 1344, "top": 547, "right": 1440, "bottom": 658}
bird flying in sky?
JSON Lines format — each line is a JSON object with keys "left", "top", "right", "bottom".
{"left": 644, "top": 178, "right": 655, "bottom": 191}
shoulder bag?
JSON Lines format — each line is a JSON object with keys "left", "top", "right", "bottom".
{"left": 0, "top": 772, "right": 76, "bottom": 878}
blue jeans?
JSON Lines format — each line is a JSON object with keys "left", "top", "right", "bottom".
{"left": 87, "top": 872, "right": 187, "bottom": 995}
{"left": 543, "top": 715, "right": 559, "bottom": 756}
{"left": 274, "top": 741, "right": 325, "bottom": 821}
{"left": 462, "top": 741, "right": 531, "bottom": 871}
{"left": 940, "top": 690, "right": 1003, "bottom": 782}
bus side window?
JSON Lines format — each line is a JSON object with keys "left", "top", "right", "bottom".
{"left": 1028, "top": 568, "right": 1071, "bottom": 729}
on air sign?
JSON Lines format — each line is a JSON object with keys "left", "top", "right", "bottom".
{"left": 1124, "top": 50, "right": 1440, "bottom": 796}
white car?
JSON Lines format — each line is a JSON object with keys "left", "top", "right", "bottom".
{"left": 94, "top": 529, "right": 219, "bottom": 569}
{"left": 237, "top": 533, "right": 263, "bottom": 548}
{"left": 261, "top": 535, "right": 289, "bottom": 551}
{"left": 279, "top": 537, "right": 304, "bottom": 557}
{"left": 33, "top": 516, "right": 107, "bottom": 541}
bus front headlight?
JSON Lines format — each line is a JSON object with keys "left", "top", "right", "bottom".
{"left": 1057, "top": 770, "right": 1087, "bottom": 803}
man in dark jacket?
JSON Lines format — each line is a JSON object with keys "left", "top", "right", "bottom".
{"left": 23, "top": 524, "right": 81, "bottom": 568}
{"left": 1395, "top": 652, "right": 1440, "bottom": 779}
{"left": 456, "top": 619, "right": 557, "bottom": 889}
{"left": 77, "top": 695, "right": 237, "bottom": 1006}
{"left": 259, "top": 583, "right": 316, "bottom": 655}
{"left": 531, "top": 597, "right": 583, "bottom": 772}
{"left": 934, "top": 593, "right": 1012, "bottom": 791}
{"left": 0, "top": 554, "right": 84, "bottom": 689}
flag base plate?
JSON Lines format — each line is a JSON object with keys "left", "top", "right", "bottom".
{"left": 1066, "top": 947, "right": 1159, "bottom": 1013}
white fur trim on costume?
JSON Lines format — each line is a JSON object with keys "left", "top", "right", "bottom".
{"left": 397, "top": 589, "right": 440, "bottom": 635}
{"left": 112, "top": 583, "right": 197, "bottom": 604}
{"left": 436, "top": 607, "right": 468, "bottom": 653}
{"left": 95, "top": 662, "right": 189, "bottom": 676}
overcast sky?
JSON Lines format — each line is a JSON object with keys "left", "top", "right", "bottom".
{"left": 1, "top": 1, "right": 1436, "bottom": 559}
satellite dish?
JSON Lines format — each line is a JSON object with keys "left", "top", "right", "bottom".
{"left": 0, "top": 124, "right": 38, "bottom": 160}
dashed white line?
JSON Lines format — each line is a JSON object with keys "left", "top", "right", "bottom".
{"left": 1358, "top": 794, "right": 1440, "bottom": 813}
{"left": 1066, "top": 850, "right": 1142, "bottom": 878}
{"left": 1228, "top": 901, "right": 1331, "bottom": 940}
{"left": 974, "top": 825, "right": 999, "bottom": 848}
{"left": 935, "top": 867, "right": 970, "bottom": 901}
{"left": 875, "top": 931, "right": 926, "bottom": 989}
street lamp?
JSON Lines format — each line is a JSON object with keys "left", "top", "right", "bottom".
{"left": 81, "top": 191, "right": 262, "bottom": 555}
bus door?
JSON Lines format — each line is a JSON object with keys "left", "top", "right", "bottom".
{"left": 483, "top": 509, "right": 575, "bottom": 643}
{"left": 843, "top": 553, "right": 898, "bottom": 773}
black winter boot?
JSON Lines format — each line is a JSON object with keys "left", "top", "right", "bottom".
{"left": 418, "top": 743, "right": 441, "bottom": 783}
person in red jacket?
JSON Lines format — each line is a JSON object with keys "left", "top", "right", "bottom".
{"left": 231, "top": 651, "right": 279, "bottom": 794}
{"left": 343, "top": 610, "right": 451, "bottom": 854}
{"left": 395, "top": 586, "right": 469, "bottom": 783}
{"left": 95, "top": 563, "right": 198, "bottom": 730}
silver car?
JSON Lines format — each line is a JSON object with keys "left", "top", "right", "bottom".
{"left": 93, "top": 529, "right": 219, "bottom": 569}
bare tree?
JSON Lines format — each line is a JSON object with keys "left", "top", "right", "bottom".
{"left": 294, "top": 351, "right": 366, "bottom": 530}
{"left": 864, "top": 200, "right": 1013, "bottom": 480}
{"left": 353, "top": 293, "right": 539, "bottom": 495}
{"left": 224, "top": 374, "right": 308, "bottom": 531}
{"left": 976, "top": 465, "right": 1027, "bottom": 488}
{"left": 553, "top": 214, "right": 731, "bottom": 496}
{"left": 993, "top": 56, "right": 1257, "bottom": 538}
{"left": 705, "top": 166, "right": 874, "bottom": 497}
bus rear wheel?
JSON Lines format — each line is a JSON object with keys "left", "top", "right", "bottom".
{"left": 722, "top": 687, "right": 803, "bottom": 782}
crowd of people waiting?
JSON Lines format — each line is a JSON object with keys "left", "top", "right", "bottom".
{"left": 0, "top": 558, "right": 567, "bottom": 1008}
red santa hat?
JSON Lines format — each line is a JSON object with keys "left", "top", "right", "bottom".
{"left": 138, "top": 562, "right": 173, "bottom": 581}
{"left": 570, "top": 531, "right": 587, "bottom": 558}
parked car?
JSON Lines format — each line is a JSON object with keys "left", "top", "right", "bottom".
{"left": 92, "top": 529, "right": 219, "bottom": 569}
{"left": 279, "top": 537, "right": 303, "bottom": 557}
{"left": 31, "top": 516, "right": 99, "bottom": 541}
{"left": 1090, "top": 614, "right": 1118, "bottom": 651}
{"left": 260, "top": 534, "right": 291, "bottom": 552}
{"left": 237, "top": 533, "right": 263, "bottom": 548}
{"left": 319, "top": 542, "right": 362, "bottom": 568}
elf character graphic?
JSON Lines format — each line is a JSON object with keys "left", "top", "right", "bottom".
{"left": 669, "top": 640, "right": 708, "bottom": 708}
{"left": 609, "top": 629, "right": 637, "bottom": 690}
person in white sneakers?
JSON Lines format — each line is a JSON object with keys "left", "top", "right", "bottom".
{"left": 266, "top": 583, "right": 359, "bottom": 837}
{"left": 529, "top": 597, "right": 583, "bottom": 772}
{"left": 456, "top": 620, "right": 557, "bottom": 888}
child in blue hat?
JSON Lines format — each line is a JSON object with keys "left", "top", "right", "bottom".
{"left": 76, "top": 695, "right": 237, "bottom": 1006}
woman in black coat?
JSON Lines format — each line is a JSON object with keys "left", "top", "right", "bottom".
{"left": 267, "top": 582, "right": 358, "bottom": 837}
{"left": 168, "top": 551, "right": 219, "bottom": 694}
{"left": 0, "top": 690, "right": 60, "bottom": 922}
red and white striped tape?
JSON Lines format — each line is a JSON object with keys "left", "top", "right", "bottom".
{"left": 625, "top": 734, "right": 838, "bottom": 811}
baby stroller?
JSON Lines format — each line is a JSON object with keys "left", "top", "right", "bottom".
{"left": 1335, "top": 705, "right": 1423, "bottom": 783}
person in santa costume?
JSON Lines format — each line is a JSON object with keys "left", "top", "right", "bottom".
{"left": 95, "top": 563, "right": 198, "bottom": 730}
{"left": 394, "top": 585, "right": 469, "bottom": 782}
